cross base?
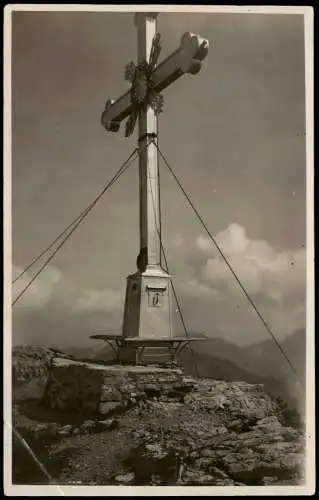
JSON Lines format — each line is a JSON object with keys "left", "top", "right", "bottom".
{"left": 122, "top": 267, "right": 174, "bottom": 339}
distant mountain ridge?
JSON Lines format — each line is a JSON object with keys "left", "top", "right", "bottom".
{"left": 193, "top": 329, "right": 305, "bottom": 381}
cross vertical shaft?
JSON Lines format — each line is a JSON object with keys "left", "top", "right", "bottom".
{"left": 100, "top": 12, "right": 209, "bottom": 353}
{"left": 135, "top": 13, "right": 161, "bottom": 269}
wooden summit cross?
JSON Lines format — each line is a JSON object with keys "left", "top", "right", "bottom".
{"left": 95, "top": 13, "right": 209, "bottom": 365}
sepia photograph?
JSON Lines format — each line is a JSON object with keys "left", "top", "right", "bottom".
{"left": 4, "top": 4, "right": 314, "bottom": 495}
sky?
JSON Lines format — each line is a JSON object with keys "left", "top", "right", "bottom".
{"left": 11, "top": 9, "right": 307, "bottom": 349}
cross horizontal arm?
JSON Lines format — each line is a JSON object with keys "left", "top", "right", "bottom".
{"left": 152, "top": 31, "right": 209, "bottom": 93}
{"left": 101, "top": 31, "right": 209, "bottom": 134}
{"left": 101, "top": 92, "right": 133, "bottom": 133}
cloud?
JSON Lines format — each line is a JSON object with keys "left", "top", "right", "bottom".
{"left": 12, "top": 264, "right": 62, "bottom": 310}
{"left": 185, "top": 223, "right": 306, "bottom": 339}
{"left": 12, "top": 265, "right": 124, "bottom": 346}
{"left": 12, "top": 262, "right": 124, "bottom": 315}
{"left": 196, "top": 235, "right": 212, "bottom": 252}
{"left": 195, "top": 223, "right": 306, "bottom": 302}
{"left": 71, "top": 288, "right": 124, "bottom": 314}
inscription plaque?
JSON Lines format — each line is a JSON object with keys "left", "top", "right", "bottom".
{"left": 147, "top": 286, "right": 166, "bottom": 308}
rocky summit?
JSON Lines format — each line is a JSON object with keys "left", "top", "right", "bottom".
{"left": 12, "top": 345, "right": 305, "bottom": 486}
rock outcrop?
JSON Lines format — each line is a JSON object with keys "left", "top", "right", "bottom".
{"left": 44, "top": 357, "right": 191, "bottom": 415}
{"left": 12, "top": 346, "right": 305, "bottom": 486}
{"left": 12, "top": 345, "right": 56, "bottom": 403}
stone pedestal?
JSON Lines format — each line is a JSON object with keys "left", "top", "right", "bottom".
{"left": 122, "top": 266, "right": 173, "bottom": 339}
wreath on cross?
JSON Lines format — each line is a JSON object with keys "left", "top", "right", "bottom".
{"left": 124, "top": 33, "right": 164, "bottom": 137}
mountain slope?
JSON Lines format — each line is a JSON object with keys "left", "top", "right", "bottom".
{"left": 179, "top": 350, "right": 261, "bottom": 384}
{"left": 243, "top": 329, "right": 306, "bottom": 381}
